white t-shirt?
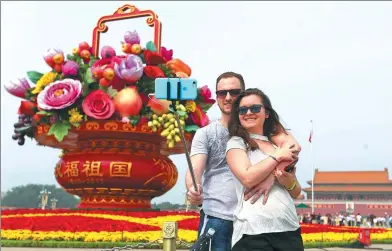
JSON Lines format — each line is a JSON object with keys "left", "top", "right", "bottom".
{"left": 226, "top": 136, "right": 300, "bottom": 247}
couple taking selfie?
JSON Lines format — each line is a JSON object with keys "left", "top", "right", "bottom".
{"left": 186, "top": 72, "right": 304, "bottom": 251}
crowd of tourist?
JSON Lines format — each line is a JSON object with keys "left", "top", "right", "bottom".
{"left": 298, "top": 212, "right": 392, "bottom": 228}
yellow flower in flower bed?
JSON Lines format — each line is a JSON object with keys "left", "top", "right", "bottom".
{"left": 301, "top": 232, "right": 358, "bottom": 243}
{"left": 1, "top": 229, "right": 199, "bottom": 243}
{"left": 2, "top": 213, "right": 197, "bottom": 228}
{"left": 2, "top": 229, "right": 392, "bottom": 243}
{"left": 372, "top": 231, "right": 392, "bottom": 240}
{"left": 178, "top": 230, "right": 198, "bottom": 243}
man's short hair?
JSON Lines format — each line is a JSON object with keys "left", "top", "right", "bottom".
{"left": 216, "top": 71, "right": 245, "bottom": 91}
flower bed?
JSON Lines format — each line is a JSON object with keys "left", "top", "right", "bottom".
{"left": 2, "top": 209, "right": 392, "bottom": 245}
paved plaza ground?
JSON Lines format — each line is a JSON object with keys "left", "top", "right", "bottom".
{"left": 2, "top": 244, "right": 392, "bottom": 251}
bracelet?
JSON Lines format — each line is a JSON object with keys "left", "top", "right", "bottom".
{"left": 286, "top": 180, "right": 297, "bottom": 191}
{"left": 269, "top": 155, "right": 279, "bottom": 162}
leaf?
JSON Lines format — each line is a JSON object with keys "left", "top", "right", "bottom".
{"left": 84, "top": 69, "right": 95, "bottom": 84}
{"left": 27, "top": 71, "right": 43, "bottom": 84}
{"left": 80, "top": 64, "right": 89, "bottom": 71}
{"left": 146, "top": 41, "right": 157, "bottom": 52}
{"left": 70, "top": 122, "right": 80, "bottom": 128}
{"left": 36, "top": 110, "right": 54, "bottom": 116}
{"left": 107, "top": 86, "right": 118, "bottom": 98}
{"left": 48, "top": 121, "right": 71, "bottom": 142}
{"left": 139, "top": 53, "right": 146, "bottom": 64}
{"left": 128, "top": 115, "right": 140, "bottom": 126}
{"left": 25, "top": 89, "right": 36, "bottom": 101}
{"left": 67, "top": 54, "right": 76, "bottom": 61}
{"left": 54, "top": 74, "right": 63, "bottom": 81}
{"left": 176, "top": 110, "right": 186, "bottom": 116}
{"left": 89, "top": 59, "right": 97, "bottom": 67}
{"left": 82, "top": 83, "right": 90, "bottom": 97}
{"left": 74, "top": 55, "right": 82, "bottom": 65}
{"left": 184, "top": 125, "right": 200, "bottom": 132}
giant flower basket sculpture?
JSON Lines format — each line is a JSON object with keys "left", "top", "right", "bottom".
{"left": 4, "top": 4, "right": 215, "bottom": 209}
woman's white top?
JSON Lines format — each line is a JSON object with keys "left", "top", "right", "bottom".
{"left": 226, "top": 135, "right": 300, "bottom": 247}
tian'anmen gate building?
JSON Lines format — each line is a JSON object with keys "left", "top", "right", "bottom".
{"left": 297, "top": 168, "right": 392, "bottom": 215}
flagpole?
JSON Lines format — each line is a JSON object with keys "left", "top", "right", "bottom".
{"left": 310, "top": 120, "right": 315, "bottom": 214}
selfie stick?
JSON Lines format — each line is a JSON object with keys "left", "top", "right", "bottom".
{"left": 170, "top": 102, "right": 199, "bottom": 192}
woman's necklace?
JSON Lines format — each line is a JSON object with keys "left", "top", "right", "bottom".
{"left": 249, "top": 133, "right": 269, "bottom": 142}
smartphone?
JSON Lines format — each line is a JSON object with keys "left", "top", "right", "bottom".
{"left": 285, "top": 159, "right": 298, "bottom": 173}
{"left": 155, "top": 78, "right": 198, "bottom": 101}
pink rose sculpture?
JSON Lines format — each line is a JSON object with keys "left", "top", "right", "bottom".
{"left": 37, "top": 78, "right": 82, "bottom": 110}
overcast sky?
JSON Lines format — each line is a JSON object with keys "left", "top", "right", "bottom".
{"left": 1, "top": 1, "right": 392, "bottom": 204}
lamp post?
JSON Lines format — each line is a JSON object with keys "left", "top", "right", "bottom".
{"left": 51, "top": 198, "right": 58, "bottom": 209}
{"left": 39, "top": 189, "right": 51, "bottom": 210}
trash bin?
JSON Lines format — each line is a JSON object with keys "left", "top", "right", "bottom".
{"left": 358, "top": 228, "right": 371, "bottom": 246}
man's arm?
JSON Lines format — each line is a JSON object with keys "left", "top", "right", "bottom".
{"left": 271, "top": 130, "right": 301, "bottom": 154}
{"left": 271, "top": 130, "right": 301, "bottom": 171}
{"left": 185, "top": 154, "right": 207, "bottom": 191}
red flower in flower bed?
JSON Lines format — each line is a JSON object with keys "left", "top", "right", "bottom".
{"left": 177, "top": 217, "right": 200, "bottom": 231}
{"left": 2, "top": 216, "right": 159, "bottom": 232}
{"left": 299, "top": 223, "right": 388, "bottom": 234}
{"left": 1, "top": 209, "right": 199, "bottom": 218}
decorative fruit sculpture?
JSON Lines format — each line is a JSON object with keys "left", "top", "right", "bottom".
{"left": 147, "top": 104, "right": 188, "bottom": 148}
{"left": 113, "top": 87, "right": 143, "bottom": 117}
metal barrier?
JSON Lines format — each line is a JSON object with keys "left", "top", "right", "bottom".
{"left": 101, "top": 221, "right": 191, "bottom": 251}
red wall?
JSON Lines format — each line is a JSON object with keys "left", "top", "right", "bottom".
{"left": 296, "top": 203, "right": 392, "bottom": 216}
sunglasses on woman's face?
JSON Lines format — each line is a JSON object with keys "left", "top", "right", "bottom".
{"left": 216, "top": 89, "right": 242, "bottom": 98}
{"left": 238, "top": 104, "right": 263, "bottom": 115}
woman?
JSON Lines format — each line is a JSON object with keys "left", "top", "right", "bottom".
{"left": 226, "top": 88, "right": 304, "bottom": 251}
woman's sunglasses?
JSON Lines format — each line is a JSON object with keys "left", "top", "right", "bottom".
{"left": 216, "top": 89, "right": 242, "bottom": 98}
{"left": 238, "top": 104, "right": 263, "bottom": 115}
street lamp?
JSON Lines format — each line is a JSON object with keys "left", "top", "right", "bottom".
{"left": 39, "top": 189, "right": 51, "bottom": 210}
{"left": 50, "top": 198, "right": 58, "bottom": 209}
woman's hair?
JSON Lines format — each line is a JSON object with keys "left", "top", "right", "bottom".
{"left": 228, "top": 88, "right": 287, "bottom": 151}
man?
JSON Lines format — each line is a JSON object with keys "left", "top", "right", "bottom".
{"left": 356, "top": 213, "right": 362, "bottom": 227}
{"left": 186, "top": 72, "right": 301, "bottom": 250}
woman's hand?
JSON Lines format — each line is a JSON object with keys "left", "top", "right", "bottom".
{"left": 275, "top": 167, "right": 297, "bottom": 189}
{"left": 273, "top": 143, "right": 299, "bottom": 163}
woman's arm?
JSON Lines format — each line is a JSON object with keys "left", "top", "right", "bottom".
{"left": 227, "top": 148, "right": 281, "bottom": 188}
{"left": 226, "top": 138, "right": 298, "bottom": 189}
{"left": 275, "top": 168, "right": 302, "bottom": 198}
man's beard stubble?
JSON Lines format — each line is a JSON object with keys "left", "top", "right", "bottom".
{"left": 218, "top": 101, "right": 232, "bottom": 116}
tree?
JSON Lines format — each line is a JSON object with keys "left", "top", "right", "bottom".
{"left": 154, "top": 201, "right": 184, "bottom": 210}
{"left": 1, "top": 184, "right": 80, "bottom": 208}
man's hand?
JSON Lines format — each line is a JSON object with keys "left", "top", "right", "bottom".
{"left": 186, "top": 184, "right": 203, "bottom": 206}
{"left": 244, "top": 173, "right": 275, "bottom": 205}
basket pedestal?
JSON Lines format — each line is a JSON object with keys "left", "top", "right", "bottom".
{"left": 35, "top": 121, "right": 191, "bottom": 209}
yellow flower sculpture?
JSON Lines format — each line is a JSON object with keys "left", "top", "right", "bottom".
{"left": 68, "top": 108, "right": 83, "bottom": 124}
{"left": 185, "top": 101, "right": 196, "bottom": 112}
{"left": 31, "top": 72, "right": 57, "bottom": 94}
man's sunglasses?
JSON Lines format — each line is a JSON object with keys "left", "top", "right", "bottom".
{"left": 216, "top": 89, "right": 242, "bottom": 98}
{"left": 238, "top": 104, "right": 263, "bottom": 115}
